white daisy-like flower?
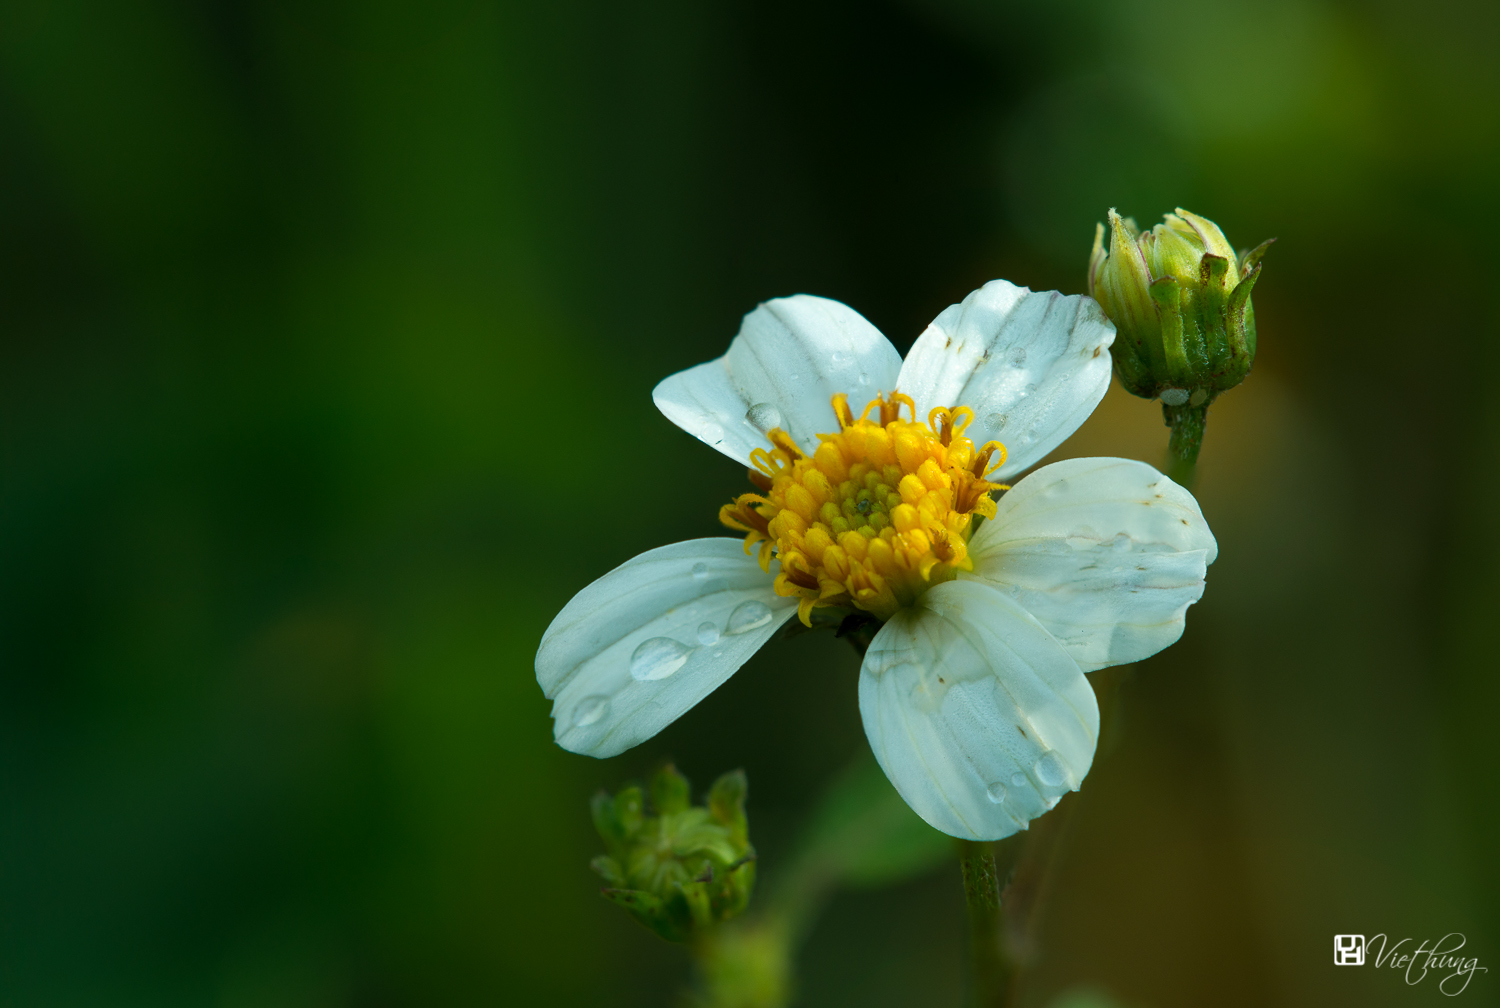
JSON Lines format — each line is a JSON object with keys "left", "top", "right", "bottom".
{"left": 535, "top": 281, "right": 1216, "bottom": 841}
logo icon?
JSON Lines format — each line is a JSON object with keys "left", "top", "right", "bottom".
{"left": 1335, "top": 935, "right": 1366, "bottom": 965}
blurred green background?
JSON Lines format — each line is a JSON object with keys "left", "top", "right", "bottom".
{"left": 2, "top": 1, "right": 1496, "bottom": 1005}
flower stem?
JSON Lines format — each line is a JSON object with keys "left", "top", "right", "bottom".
{"left": 958, "top": 840, "right": 1011, "bottom": 1007}
{"left": 688, "top": 920, "right": 793, "bottom": 1008}
{"left": 1162, "top": 401, "right": 1208, "bottom": 487}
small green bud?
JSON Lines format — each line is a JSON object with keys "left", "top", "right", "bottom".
{"left": 589, "top": 766, "right": 757, "bottom": 943}
{"left": 1088, "top": 207, "right": 1273, "bottom": 406}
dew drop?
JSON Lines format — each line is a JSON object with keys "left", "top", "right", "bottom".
{"left": 690, "top": 562, "right": 711, "bottom": 582}
{"left": 1034, "top": 751, "right": 1068, "bottom": 788}
{"left": 985, "top": 781, "right": 1008, "bottom": 804}
{"left": 696, "top": 621, "right": 721, "bottom": 646}
{"left": 630, "top": 637, "right": 693, "bottom": 681}
{"left": 725, "top": 599, "right": 774, "bottom": 635}
{"left": 1007, "top": 346, "right": 1027, "bottom": 367}
{"left": 857, "top": 372, "right": 870, "bottom": 386}
{"left": 745, "top": 403, "right": 782, "bottom": 433}
{"left": 831, "top": 350, "right": 847, "bottom": 364}
{"left": 572, "top": 695, "right": 610, "bottom": 727}
{"left": 1010, "top": 771, "right": 1027, "bottom": 787}
{"left": 984, "top": 412, "right": 1008, "bottom": 431}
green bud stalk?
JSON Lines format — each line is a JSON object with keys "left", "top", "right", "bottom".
{"left": 590, "top": 764, "right": 756, "bottom": 943}
{"left": 1088, "top": 207, "right": 1272, "bottom": 483}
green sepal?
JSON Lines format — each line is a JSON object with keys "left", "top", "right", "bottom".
{"left": 590, "top": 790, "right": 625, "bottom": 852}
{"left": 679, "top": 878, "right": 715, "bottom": 930}
{"left": 651, "top": 764, "right": 691, "bottom": 816}
{"left": 1239, "top": 237, "right": 1277, "bottom": 277}
{"left": 591, "top": 854, "right": 625, "bottom": 887}
{"left": 1198, "top": 252, "right": 1231, "bottom": 293}
{"left": 721, "top": 857, "right": 757, "bottom": 918}
{"left": 614, "top": 786, "right": 645, "bottom": 839}
{"left": 1148, "top": 275, "right": 1189, "bottom": 379}
{"left": 708, "top": 769, "right": 749, "bottom": 845}
{"left": 1227, "top": 263, "right": 1262, "bottom": 362}
{"left": 600, "top": 888, "right": 688, "bottom": 943}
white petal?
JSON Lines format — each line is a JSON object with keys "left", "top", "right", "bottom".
{"left": 966, "top": 457, "right": 1216, "bottom": 671}
{"left": 653, "top": 295, "right": 903, "bottom": 465}
{"left": 536, "top": 538, "right": 797, "bottom": 757}
{"left": 858, "top": 579, "right": 1099, "bottom": 841}
{"left": 896, "top": 280, "right": 1115, "bottom": 479}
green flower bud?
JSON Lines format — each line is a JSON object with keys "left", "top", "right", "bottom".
{"left": 590, "top": 764, "right": 757, "bottom": 943}
{"left": 1088, "top": 207, "right": 1272, "bottom": 406}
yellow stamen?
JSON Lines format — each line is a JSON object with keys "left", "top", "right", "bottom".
{"left": 720, "top": 391, "right": 1006, "bottom": 626}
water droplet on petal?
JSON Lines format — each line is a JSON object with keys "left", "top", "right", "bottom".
{"left": 696, "top": 621, "right": 720, "bottom": 646}
{"left": 1034, "top": 751, "right": 1068, "bottom": 788}
{"left": 725, "top": 599, "right": 774, "bottom": 635}
{"left": 985, "top": 781, "right": 1007, "bottom": 804}
{"left": 1010, "top": 771, "right": 1027, "bottom": 787}
{"left": 572, "top": 695, "right": 610, "bottom": 727}
{"left": 857, "top": 372, "right": 870, "bottom": 386}
{"left": 985, "top": 412, "right": 1008, "bottom": 431}
{"left": 1007, "top": 346, "right": 1027, "bottom": 367}
{"left": 690, "top": 562, "right": 711, "bottom": 582}
{"left": 630, "top": 637, "right": 693, "bottom": 681}
{"left": 745, "top": 403, "right": 782, "bottom": 433}
{"left": 831, "top": 350, "right": 847, "bottom": 365}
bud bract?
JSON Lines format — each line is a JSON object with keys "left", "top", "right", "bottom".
{"left": 1088, "top": 208, "right": 1271, "bottom": 406}
{"left": 590, "top": 764, "right": 756, "bottom": 942}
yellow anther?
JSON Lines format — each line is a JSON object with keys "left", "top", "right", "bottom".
{"left": 719, "top": 391, "right": 1005, "bottom": 622}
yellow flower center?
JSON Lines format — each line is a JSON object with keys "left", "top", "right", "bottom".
{"left": 720, "top": 392, "right": 1006, "bottom": 626}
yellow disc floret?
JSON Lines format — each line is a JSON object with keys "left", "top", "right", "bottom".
{"left": 720, "top": 391, "right": 1007, "bottom": 627}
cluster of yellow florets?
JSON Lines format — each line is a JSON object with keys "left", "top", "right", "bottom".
{"left": 720, "top": 392, "right": 1005, "bottom": 625}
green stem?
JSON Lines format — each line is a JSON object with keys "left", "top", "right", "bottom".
{"left": 688, "top": 920, "right": 793, "bottom": 1008}
{"left": 958, "top": 840, "right": 1011, "bottom": 1008}
{"left": 1162, "top": 401, "right": 1208, "bottom": 487}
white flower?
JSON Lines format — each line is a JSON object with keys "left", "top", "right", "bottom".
{"left": 535, "top": 281, "right": 1216, "bottom": 841}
